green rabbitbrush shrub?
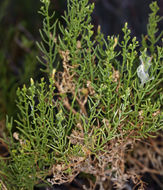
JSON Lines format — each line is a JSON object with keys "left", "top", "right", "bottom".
{"left": 0, "top": 0, "right": 162, "bottom": 189}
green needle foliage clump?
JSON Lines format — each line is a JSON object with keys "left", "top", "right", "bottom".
{"left": 0, "top": 0, "right": 162, "bottom": 189}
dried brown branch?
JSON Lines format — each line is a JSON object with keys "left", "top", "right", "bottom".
{"left": 55, "top": 81, "right": 77, "bottom": 115}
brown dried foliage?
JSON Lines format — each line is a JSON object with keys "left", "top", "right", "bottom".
{"left": 47, "top": 132, "right": 163, "bottom": 189}
{"left": 47, "top": 50, "right": 163, "bottom": 189}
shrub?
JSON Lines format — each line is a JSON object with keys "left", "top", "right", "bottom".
{"left": 0, "top": 0, "right": 162, "bottom": 189}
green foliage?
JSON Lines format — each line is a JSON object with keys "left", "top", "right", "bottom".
{"left": 1, "top": 75, "right": 68, "bottom": 189}
{"left": 142, "top": 1, "right": 163, "bottom": 53}
{"left": 0, "top": 0, "right": 162, "bottom": 189}
{"left": 36, "top": 0, "right": 58, "bottom": 74}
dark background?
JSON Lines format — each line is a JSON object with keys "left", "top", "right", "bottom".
{"left": 1, "top": 0, "right": 163, "bottom": 39}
